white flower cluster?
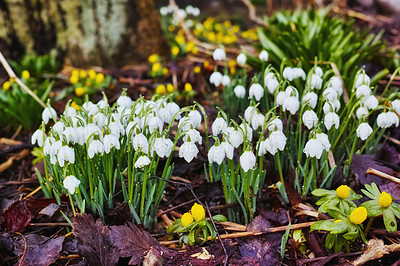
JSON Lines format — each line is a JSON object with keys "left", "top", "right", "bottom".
{"left": 160, "top": 5, "right": 200, "bottom": 23}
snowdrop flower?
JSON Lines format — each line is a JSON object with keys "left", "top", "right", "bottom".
{"left": 31, "top": 129, "right": 44, "bottom": 146}
{"left": 310, "top": 74, "right": 322, "bottom": 90}
{"left": 93, "top": 113, "right": 106, "bottom": 129}
{"left": 264, "top": 73, "right": 279, "bottom": 94}
{"left": 258, "top": 50, "right": 269, "bottom": 61}
{"left": 355, "top": 73, "right": 370, "bottom": 88}
{"left": 42, "top": 106, "right": 57, "bottom": 124}
{"left": 212, "top": 117, "right": 228, "bottom": 135}
{"left": 209, "top": 71, "right": 223, "bottom": 87}
{"left": 151, "top": 137, "right": 173, "bottom": 158}
{"left": 109, "top": 121, "right": 125, "bottom": 137}
{"left": 276, "top": 91, "right": 286, "bottom": 106}
{"left": 264, "top": 138, "right": 278, "bottom": 155}
{"left": 356, "top": 106, "right": 369, "bottom": 119}
{"left": 302, "top": 110, "right": 318, "bottom": 129}
{"left": 323, "top": 88, "right": 338, "bottom": 102}
{"left": 43, "top": 136, "right": 55, "bottom": 156}
{"left": 132, "top": 133, "right": 149, "bottom": 154}
{"left": 64, "top": 106, "right": 76, "bottom": 118}
{"left": 251, "top": 113, "right": 265, "bottom": 131}
{"left": 323, "top": 100, "right": 340, "bottom": 114}
{"left": 85, "top": 103, "right": 99, "bottom": 116}
{"left": 234, "top": 85, "right": 246, "bottom": 98}
{"left": 135, "top": 155, "right": 151, "bottom": 168}
{"left": 63, "top": 127, "right": 79, "bottom": 144}
{"left": 213, "top": 48, "right": 226, "bottom": 61}
{"left": 158, "top": 108, "right": 173, "bottom": 124}
{"left": 97, "top": 99, "right": 108, "bottom": 109}
{"left": 364, "top": 95, "right": 378, "bottom": 110}
{"left": 285, "top": 86, "right": 298, "bottom": 99}
{"left": 167, "top": 102, "right": 181, "bottom": 120}
{"left": 328, "top": 76, "right": 343, "bottom": 95}
{"left": 117, "top": 95, "right": 133, "bottom": 108}
{"left": 269, "top": 130, "right": 287, "bottom": 151}
{"left": 84, "top": 124, "right": 102, "bottom": 143}
{"left": 377, "top": 112, "right": 399, "bottom": 128}
{"left": 268, "top": 118, "right": 283, "bottom": 132}
{"left": 220, "top": 141, "right": 234, "bottom": 160}
{"left": 258, "top": 139, "right": 268, "bottom": 156}
{"left": 304, "top": 138, "right": 324, "bottom": 159}
{"left": 188, "top": 110, "right": 202, "bottom": 128}
{"left": 103, "top": 134, "right": 121, "bottom": 153}
{"left": 57, "top": 146, "right": 75, "bottom": 167}
{"left": 324, "top": 112, "right": 340, "bottom": 130}
{"left": 240, "top": 151, "right": 256, "bottom": 172}
{"left": 249, "top": 83, "right": 264, "bottom": 101}
{"left": 356, "top": 123, "right": 373, "bottom": 141}
{"left": 244, "top": 106, "right": 257, "bottom": 123}
{"left": 88, "top": 140, "right": 104, "bottom": 159}
{"left": 283, "top": 67, "right": 294, "bottom": 81}
{"left": 240, "top": 123, "right": 253, "bottom": 142}
{"left": 63, "top": 175, "right": 80, "bottom": 194}
{"left": 184, "top": 129, "right": 202, "bottom": 145}
{"left": 50, "top": 140, "right": 62, "bottom": 164}
{"left": 178, "top": 116, "right": 194, "bottom": 131}
{"left": 222, "top": 75, "right": 231, "bottom": 87}
{"left": 237, "top": 53, "right": 246, "bottom": 66}
{"left": 147, "top": 114, "right": 163, "bottom": 133}
{"left": 179, "top": 140, "right": 199, "bottom": 163}
{"left": 160, "top": 6, "right": 169, "bottom": 16}
{"left": 316, "top": 133, "right": 331, "bottom": 151}
{"left": 392, "top": 99, "right": 400, "bottom": 114}
{"left": 356, "top": 85, "right": 371, "bottom": 99}
{"left": 283, "top": 96, "right": 300, "bottom": 114}
{"left": 315, "top": 67, "right": 323, "bottom": 77}
{"left": 302, "top": 92, "right": 318, "bottom": 109}
{"left": 227, "top": 127, "right": 244, "bottom": 148}
{"left": 208, "top": 144, "right": 225, "bottom": 165}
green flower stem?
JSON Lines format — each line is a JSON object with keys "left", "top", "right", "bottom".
{"left": 359, "top": 127, "right": 381, "bottom": 154}
{"left": 364, "top": 217, "right": 375, "bottom": 237}
{"left": 302, "top": 156, "right": 310, "bottom": 197}
{"left": 276, "top": 152, "right": 285, "bottom": 187}
{"left": 68, "top": 193, "right": 77, "bottom": 216}
{"left": 243, "top": 171, "right": 253, "bottom": 220}
{"left": 140, "top": 166, "right": 151, "bottom": 222}
{"left": 128, "top": 153, "right": 138, "bottom": 204}
{"left": 344, "top": 241, "right": 350, "bottom": 254}
{"left": 347, "top": 136, "right": 358, "bottom": 171}
{"left": 313, "top": 158, "right": 318, "bottom": 190}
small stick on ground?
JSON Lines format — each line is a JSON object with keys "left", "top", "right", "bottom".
{"left": 28, "top": 223, "right": 71, "bottom": 227}
{"left": 366, "top": 168, "right": 400, "bottom": 185}
{"left": 15, "top": 232, "right": 27, "bottom": 266}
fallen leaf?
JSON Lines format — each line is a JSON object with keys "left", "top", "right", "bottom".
{"left": 13, "top": 234, "right": 64, "bottom": 266}
{"left": 72, "top": 213, "right": 119, "bottom": 266}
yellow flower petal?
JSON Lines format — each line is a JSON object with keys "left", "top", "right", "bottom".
{"left": 336, "top": 185, "right": 350, "bottom": 199}
{"left": 379, "top": 191, "right": 392, "bottom": 208}
{"left": 181, "top": 212, "right": 194, "bottom": 227}
{"left": 191, "top": 203, "right": 205, "bottom": 221}
{"left": 350, "top": 207, "right": 367, "bottom": 225}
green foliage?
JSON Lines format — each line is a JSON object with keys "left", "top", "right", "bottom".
{"left": 312, "top": 187, "right": 362, "bottom": 213}
{"left": 10, "top": 51, "right": 61, "bottom": 77}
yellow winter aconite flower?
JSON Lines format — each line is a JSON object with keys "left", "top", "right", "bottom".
{"left": 167, "top": 84, "right": 175, "bottom": 93}
{"left": 191, "top": 203, "right": 205, "bottom": 221}
{"left": 185, "top": 41, "right": 195, "bottom": 53}
{"left": 193, "top": 66, "right": 201, "bottom": 74}
{"left": 175, "top": 35, "right": 185, "bottom": 46}
{"left": 379, "top": 191, "right": 392, "bottom": 208}
{"left": 336, "top": 185, "right": 350, "bottom": 199}
{"left": 71, "top": 69, "right": 79, "bottom": 77}
{"left": 162, "top": 67, "right": 168, "bottom": 76}
{"left": 95, "top": 73, "right": 104, "bottom": 84}
{"left": 152, "top": 62, "right": 161, "bottom": 73}
{"left": 75, "top": 87, "right": 85, "bottom": 97}
{"left": 171, "top": 46, "right": 180, "bottom": 56}
{"left": 184, "top": 83, "right": 192, "bottom": 92}
{"left": 22, "top": 70, "right": 30, "bottom": 80}
{"left": 192, "top": 47, "right": 199, "bottom": 55}
{"left": 350, "top": 207, "right": 367, "bottom": 225}
{"left": 70, "top": 74, "right": 79, "bottom": 84}
{"left": 181, "top": 212, "right": 194, "bottom": 227}
{"left": 203, "top": 60, "right": 210, "bottom": 68}
{"left": 168, "top": 25, "right": 175, "bottom": 32}
{"left": 148, "top": 54, "right": 158, "bottom": 64}
{"left": 79, "top": 70, "right": 87, "bottom": 78}
{"left": 155, "top": 84, "right": 166, "bottom": 94}
{"left": 71, "top": 101, "right": 80, "bottom": 110}
{"left": 2, "top": 81, "right": 11, "bottom": 91}
{"left": 88, "top": 69, "right": 97, "bottom": 80}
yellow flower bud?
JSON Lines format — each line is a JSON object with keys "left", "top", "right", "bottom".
{"left": 148, "top": 54, "right": 158, "bottom": 64}
{"left": 88, "top": 69, "right": 97, "bottom": 80}
{"left": 193, "top": 66, "right": 201, "bottom": 74}
{"left": 71, "top": 101, "right": 81, "bottom": 110}
{"left": 95, "top": 73, "right": 104, "bottom": 84}
{"left": 71, "top": 69, "right": 79, "bottom": 77}
{"left": 228, "top": 60, "right": 236, "bottom": 68}
{"left": 79, "top": 70, "right": 87, "bottom": 78}
{"left": 22, "top": 70, "right": 30, "bottom": 80}
{"left": 192, "top": 47, "right": 199, "bottom": 55}
{"left": 152, "top": 62, "right": 161, "bottom": 73}
{"left": 350, "top": 207, "right": 367, "bottom": 225}
{"left": 203, "top": 61, "right": 210, "bottom": 68}
{"left": 2, "top": 81, "right": 11, "bottom": 91}
{"left": 185, "top": 41, "right": 195, "bottom": 53}
{"left": 336, "top": 185, "right": 350, "bottom": 199}
{"left": 175, "top": 35, "right": 185, "bottom": 46}
{"left": 70, "top": 75, "right": 79, "bottom": 84}
{"left": 171, "top": 46, "right": 180, "bottom": 56}
{"left": 75, "top": 87, "right": 85, "bottom": 97}
{"left": 167, "top": 84, "right": 175, "bottom": 93}
{"left": 379, "top": 191, "right": 392, "bottom": 208}
{"left": 184, "top": 83, "right": 192, "bottom": 92}
{"left": 181, "top": 212, "right": 194, "bottom": 227}
{"left": 162, "top": 67, "right": 168, "bottom": 76}
{"left": 155, "top": 84, "right": 166, "bottom": 94}
{"left": 191, "top": 203, "right": 205, "bottom": 221}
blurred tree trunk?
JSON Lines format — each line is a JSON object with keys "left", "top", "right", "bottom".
{"left": 0, "top": 0, "right": 168, "bottom": 66}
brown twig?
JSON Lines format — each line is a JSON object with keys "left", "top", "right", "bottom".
{"left": 0, "top": 52, "right": 46, "bottom": 108}
{"left": 241, "top": 0, "right": 269, "bottom": 29}
{"left": 15, "top": 232, "right": 27, "bottom": 266}
{"left": 28, "top": 222, "right": 71, "bottom": 227}
{"left": 384, "top": 134, "right": 400, "bottom": 146}
{"left": 157, "top": 198, "right": 197, "bottom": 217}
{"left": 59, "top": 254, "right": 80, "bottom": 260}
{"left": 366, "top": 168, "right": 400, "bottom": 185}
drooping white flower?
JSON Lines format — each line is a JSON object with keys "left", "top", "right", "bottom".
{"left": 213, "top": 48, "right": 226, "bottom": 61}
{"left": 251, "top": 113, "right": 265, "bottom": 131}
{"left": 167, "top": 102, "right": 181, "bottom": 120}
{"left": 97, "top": 99, "right": 108, "bottom": 109}
{"left": 42, "top": 106, "right": 57, "bottom": 124}
{"left": 264, "top": 72, "right": 279, "bottom": 94}
{"left": 356, "top": 106, "right": 369, "bottom": 119}
{"left": 88, "top": 140, "right": 104, "bottom": 159}
{"left": 178, "top": 116, "right": 194, "bottom": 131}
{"left": 237, "top": 53, "right": 247, "bottom": 66}
{"left": 208, "top": 144, "right": 225, "bottom": 165}
{"left": 356, "top": 123, "right": 373, "bottom": 141}
{"left": 222, "top": 75, "right": 231, "bottom": 87}
{"left": 269, "top": 130, "right": 287, "bottom": 151}
{"left": 276, "top": 91, "right": 286, "bottom": 106}
{"left": 283, "top": 96, "right": 300, "bottom": 114}
{"left": 31, "top": 129, "right": 44, "bottom": 146}
{"left": 315, "top": 67, "right": 323, "bottom": 77}
{"left": 283, "top": 67, "right": 294, "bottom": 81}
{"left": 109, "top": 121, "right": 125, "bottom": 137}
{"left": 209, "top": 71, "right": 223, "bottom": 87}
{"left": 63, "top": 175, "right": 80, "bottom": 194}
{"left": 132, "top": 133, "right": 149, "bottom": 154}
{"left": 268, "top": 118, "right": 283, "bottom": 132}
{"left": 240, "top": 151, "right": 256, "bottom": 172}
{"left": 184, "top": 129, "right": 202, "bottom": 145}
{"left": 64, "top": 106, "right": 76, "bottom": 118}
{"left": 285, "top": 86, "right": 298, "bottom": 99}
{"left": 258, "top": 50, "right": 269, "bottom": 61}
{"left": 188, "top": 110, "right": 202, "bottom": 128}
{"left": 302, "top": 110, "right": 318, "bottom": 129}
{"left": 258, "top": 139, "right": 268, "bottom": 156}
{"left": 53, "top": 122, "right": 66, "bottom": 135}
{"left": 153, "top": 137, "right": 173, "bottom": 158}
{"left": 240, "top": 123, "right": 253, "bottom": 142}
{"left": 83, "top": 102, "right": 99, "bottom": 116}
{"left": 220, "top": 141, "right": 234, "bottom": 160}
{"left": 356, "top": 85, "right": 371, "bottom": 99}
{"left": 117, "top": 95, "right": 133, "bottom": 108}
{"left": 323, "top": 88, "right": 338, "bottom": 102}
{"left": 392, "top": 99, "right": 400, "bottom": 114}
{"left": 249, "top": 83, "right": 264, "bottom": 101}
{"left": 84, "top": 124, "right": 103, "bottom": 143}
{"left": 327, "top": 76, "right": 342, "bottom": 95}
{"left": 146, "top": 114, "right": 163, "bottom": 133}
{"left": 135, "top": 155, "right": 151, "bottom": 168}
{"left": 63, "top": 127, "right": 79, "bottom": 144}
{"left": 234, "top": 85, "right": 246, "bottom": 98}
{"left": 244, "top": 106, "right": 257, "bottom": 123}
{"left": 50, "top": 140, "right": 62, "bottom": 164}
{"left": 57, "top": 146, "right": 75, "bottom": 167}
{"left": 303, "top": 138, "right": 324, "bottom": 159}
{"left": 212, "top": 117, "right": 228, "bottom": 135}
{"left": 228, "top": 127, "right": 244, "bottom": 148}
{"left": 93, "top": 113, "right": 106, "bottom": 129}
{"left": 355, "top": 73, "right": 370, "bottom": 88}
{"left": 264, "top": 138, "right": 278, "bottom": 155}
{"left": 158, "top": 107, "right": 173, "bottom": 124}
{"left": 103, "top": 134, "right": 121, "bottom": 153}
{"left": 179, "top": 141, "right": 199, "bottom": 163}
{"left": 377, "top": 112, "right": 399, "bottom": 128}
{"left": 316, "top": 133, "right": 331, "bottom": 151}
{"left": 43, "top": 136, "right": 55, "bottom": 156}
{"left": 324, "top": 112, "right": 340, "bottom": 130}
{"left": 310, "top": 74, "right": 323, "bottom": 90}
{"left": 364, "top": 95, "right": 378, "bottom": 110}
{"left": 323, "top": 100, "right": 340, "bottom": 114}
{"left": 302, "top": 92, "right": 318, "bottom": 109}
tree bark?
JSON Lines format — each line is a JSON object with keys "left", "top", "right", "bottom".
{"left": 0, "top": 0, "right": 168, "bottom": 67}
